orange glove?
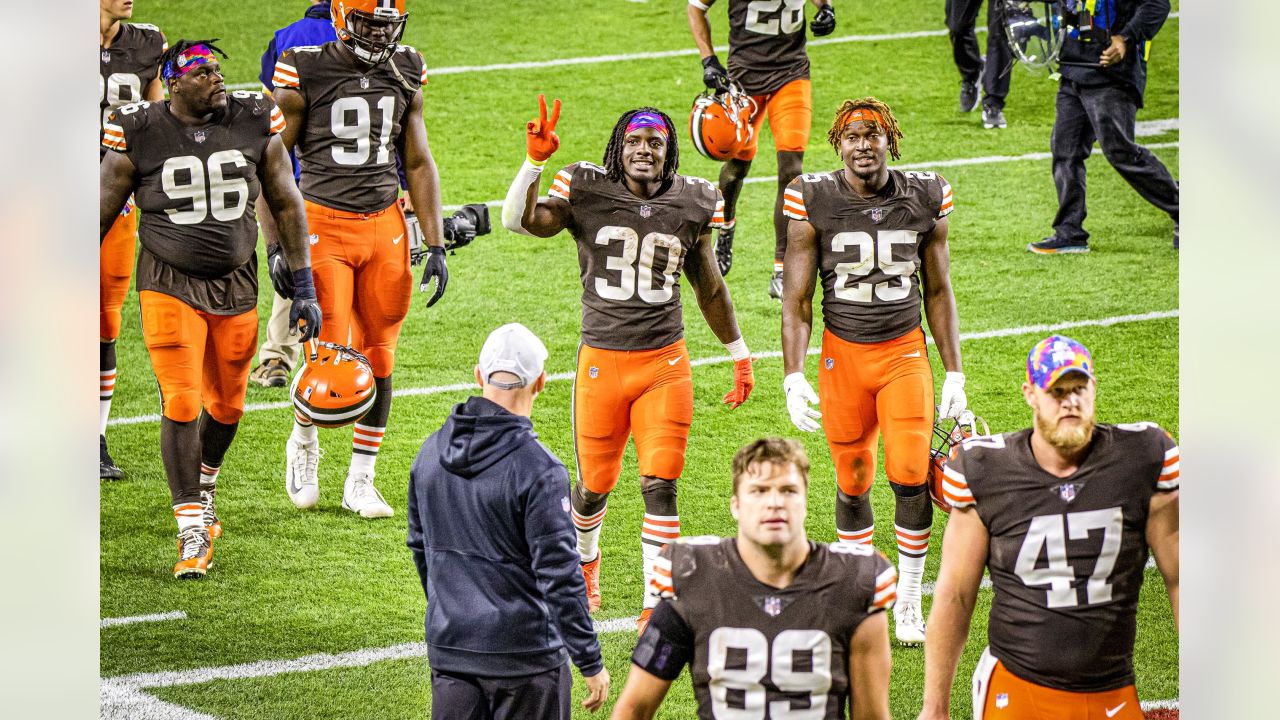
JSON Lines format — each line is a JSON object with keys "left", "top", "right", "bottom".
{"left": 723, "top": 357, "right": 755, "bottom": 409}
{"left": 526, "top": 93, "right": 562, "bottom": 163}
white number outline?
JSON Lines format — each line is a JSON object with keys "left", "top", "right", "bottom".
{"left": 593, "top": 225, "right": 684, "bottom": 304}
{"left": 830, "top": 230, "right": 921, "bottom": 303}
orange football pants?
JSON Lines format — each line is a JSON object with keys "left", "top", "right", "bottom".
{"left": 733, "top": 78, "right": 813, "bottom": 161}
{"left": 101, "top": 210, "right": 137, "bottom": 341}
{"left": 305, "top": 199, "right": 412, "bottom": 378}
{"left": 819, "top": 327, "right": 934, "bottom": 496}
{"left": 139, "top": 291, "right": 258, "bottom": 424}
{"left": 977, "top": 657, "right": 1143, "bottom": 719}
{"left": 573, "top": 339, "right": 694, "bottom": 492}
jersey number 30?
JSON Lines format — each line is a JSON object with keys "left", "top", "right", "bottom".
{"left": 594, "top": 226, "right": 683, "bottom": 304}
{"left": 707, "top": 627, "right": 831, "bottom": 719}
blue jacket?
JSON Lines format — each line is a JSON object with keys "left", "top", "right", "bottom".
{"left": 260, "top": 2, "right": 335, "bottom": 181}
{"left": 407, "top": 396, "right": 603, "bottom": 678}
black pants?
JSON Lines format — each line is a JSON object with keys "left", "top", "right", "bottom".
{"left": 1050, "top": 79, "right": 1179, "bottom": 242}
{"left": 945, "top": 0, "right": 1012, "bottom": 110}
{"left": 431, "top": 664, "right": 571, "bottom": 720}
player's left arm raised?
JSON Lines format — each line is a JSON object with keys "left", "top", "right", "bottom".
{"left": 685, "top": 226, "right": 754, "bottom": 408}
{"left": 400, "top": 88, "right": 449, "bottom": 307}
{"left": 920, "top": 213, "right": 966, "bottom": 418}
{"left": 259, "top": 132, "right": 321, "bottom": 342}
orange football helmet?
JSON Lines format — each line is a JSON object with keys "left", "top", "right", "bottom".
{"left": 332, "top": 0, "right": 408, "bottom": 65}
{"left": 927, "top": 411, "right": 991, "bottom": 513}
{"left": 291, "top": 341, "right": 377, "bottom": 428}
{"left": 689, "top": 83, "right": 757, "bottom": 161}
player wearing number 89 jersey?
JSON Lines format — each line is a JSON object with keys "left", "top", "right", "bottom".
{"left": 503, "top": 100, "right": 755, "bottom": 631}
{"left": 919, "top": 336, "right": 1179, "bottom": 720}
{"left": 781, "top": 97, "right": 965, "bottom": 645}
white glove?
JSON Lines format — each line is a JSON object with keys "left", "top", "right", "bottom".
{"left": 939, "top": 371, "right": 967, "bottom": 419}
{"left": 783, "top": 372, "right": 822, "bottom": 432}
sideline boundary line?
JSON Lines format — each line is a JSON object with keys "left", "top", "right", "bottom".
{"left": 108, "top": 310, "right": 1178, "bottom": 427}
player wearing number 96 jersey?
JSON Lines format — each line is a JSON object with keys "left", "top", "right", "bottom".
{"left": 611, "top": 438, "right": 894, "bottom": 720}
{"left": 503, "top": 99, "right": 755, "bottom": 632}
{"left": 99, "top": 41, "right": 322, "bottom": 579}
{"left": 268, "top": 0, "right": 451, "bottom": 520}
{"left": 919, "top": 336, "right": 1179, "bottom": 720}
{"left": 782, "top": 97, "right": 965, "bottom": 645}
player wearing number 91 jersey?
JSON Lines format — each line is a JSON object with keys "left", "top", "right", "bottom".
{"left": 99, "top": 41, "right": 322, "bottom": 579}
{"left": 503, "top": 100, "right": 755, "bottom": 632}
{"left": 919, "top": 336, "right": 1179, "bottom": 720}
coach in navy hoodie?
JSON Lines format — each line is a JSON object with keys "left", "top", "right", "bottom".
{"left": 408, "top": 323, "right": 609, "bottom": 718}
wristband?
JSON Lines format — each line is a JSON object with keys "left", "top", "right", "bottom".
{"left": 724, "top": 337, "right": 750, "bottom": 362}
{"left": 525, "top": 154, "right": 547, "bottom": 168}
{"left": 291, "top": 268, "right": 316, "bottom": 300}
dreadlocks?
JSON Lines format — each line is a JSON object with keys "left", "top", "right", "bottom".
{"left": 159, "top": 39, "right": 229, "bottom": 83}
{"left": 827, "top": 97, "right": 904, "bottom": 161}
{"left": 603, "top": 107, "right": 680, "bottom": 183}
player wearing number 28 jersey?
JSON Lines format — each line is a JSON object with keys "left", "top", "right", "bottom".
{"left": 269, "top": 0, "right": 451, "bottom": 520}
{"left": 503, "top": 98, "right": 755, "bottom": 632}
{"left": 610, "top": 438, "right": 894, "bottom": 720}
{"left": 781, "top": 98, "right": 965, "bottom": 645}
{"left": 919, "top": 335, "right": 1179, "bottom": 720}
{"left": 99, "top": 41, "right": 322, "bottom": 578}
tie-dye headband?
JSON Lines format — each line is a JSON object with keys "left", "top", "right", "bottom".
{"left": 626, "top": 112, "right": 669, "bottom": 138}
{"left": 164, "top": 44, "right": 218, "bottom": 81}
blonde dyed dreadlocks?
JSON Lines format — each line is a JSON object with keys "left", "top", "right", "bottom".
{"left": 827, "top": 97, "right": 904, "bottom": 161}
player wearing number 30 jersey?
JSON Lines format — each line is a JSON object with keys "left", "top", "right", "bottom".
{"left": 503, "top": 98, "right": 755, "bottom": 633}
{"left": 919, "top": 336, "right": 1179, "bottom": 720}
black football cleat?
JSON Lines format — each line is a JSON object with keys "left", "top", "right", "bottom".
{"left": 100, "top": 434, "right": 125, "bottom": 480}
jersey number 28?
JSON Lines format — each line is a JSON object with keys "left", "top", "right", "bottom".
{"left": 707, "top": 627, "right": 831, "bottom": 719}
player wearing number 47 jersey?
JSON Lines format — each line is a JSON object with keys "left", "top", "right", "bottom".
{"left": 99, "top": 41, "right": 322, "bottom": 578}
{"left": 503, "top": 97, "right": 755, "bottom": 633}
{"left": 919, "top": 336, "right": 1179, "bottom": 720}
{"left": 782, "top": 97, "right": 965, "bottom": 645}
{"left": 611, "top": 438, "right": 894, "bottom": 720}
{"left": 268, "top": 0, "right": 451, "bottom": 519}
{"left": 99, "top": 0, "right": 167, "bottom": 480}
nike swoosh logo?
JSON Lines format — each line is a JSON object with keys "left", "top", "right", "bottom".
{"left": 667, "top": 356, "right": 682, "bottom": 366}
{"left": 289, "top": 477, "right": 302, "bottom": 495}
{"left": 1106, "top": 703, "right": 1127, "bottom": 717}
{"left": 392, "top": 234, "right": 403, "bottom": 245}
{"left": 901, "top": 350, "right": 921, "bottom": 358}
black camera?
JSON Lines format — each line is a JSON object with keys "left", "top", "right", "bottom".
{"left": 405, "top": 203, "right": 492, "bottom": 265}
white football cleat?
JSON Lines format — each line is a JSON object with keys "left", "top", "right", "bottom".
{"left": 285, "top": 436, "right": 321, "bottom": 509}
{"left": 342, "top": 471, "right": 393, "bottom": 519}
{"left": 894, "top": 600, "right": 926, "bottom": 646}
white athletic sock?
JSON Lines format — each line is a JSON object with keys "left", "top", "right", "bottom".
{"left": 173, "top": 503, "right": 203, "bottom": 532}
{"left": 572, "top": 505, "right": 607, "bottom": 563}
{"left": 199, "top": 463, "right": 221, "bottom": 490}
{"left": 895, "top": 524, "right": 931, "bottom": 605}
{"left": 641, "top": 514, "right": 679, "bottom": 610}
{"left": 349, "top": 423, "right": 384, "bottom": 475}
{"left": 100, "top": 368, "right": 116, "bottom": 435}
{"left": 291, "top": 415, "right": 318, "bottom": 444}
{"left": 837, "top": 525, "right": 875, "bottom": 547}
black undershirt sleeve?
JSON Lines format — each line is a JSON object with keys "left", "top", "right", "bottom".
{"left": 630, "top": 599, "right": 694, "bottom": 681}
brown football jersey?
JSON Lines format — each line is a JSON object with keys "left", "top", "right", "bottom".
{"left": 942, "top": 423, "right": 1180, "bottom": 692}
{"left": 702, "top": 0, "right": 810, "bottom": 95}
{"left": 634, "top": 537, "right": 896, "bottom": 719}
{"left": 273, "top": 42, "right": 428, "bottom": 213}
{"left": 783, "top": 169, "right": 954, "bottom": 343}
{"left": 99, "top": 22, "right": 166, "bottom": 150}
{"left": 102, "top": 93, "right": 284, "bottom": 314}
{"left": 549, "top": 163, "right": 724, "bottom": 351}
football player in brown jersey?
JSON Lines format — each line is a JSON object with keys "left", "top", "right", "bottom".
{"left": 502, "top": 97, "right": 755, "bottom": 632}
{"left": 268, "top": 0, "right": 450, "bottom": 519}
{"left": 920, "top": 335, "right": 1179, "bottom": 720}
{"left": 99, "top": 0, "right": 167, "bottom": 480}
{"left": 99, "top": 41, "right": 322, "bottom": 578}
{"left": 688, "top": 0, "right": 835, "bottom": 298}
{"left": 611, "top": 437, "right": 894, "bottom": 720}
{"left": 781, "top": 97, "right": 966, "bottom": 645}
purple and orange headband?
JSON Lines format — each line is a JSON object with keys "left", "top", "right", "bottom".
{"left": 626, "top": 111, "right": 669, "bottom": 138}
{"left": 163, "top": 44, "right": 219, "bottom": 81}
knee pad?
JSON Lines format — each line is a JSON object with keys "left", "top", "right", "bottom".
{"left": 640, "top": 446, "right": 686, "bottom": 483}
{"left": 362, "top": 346, "right": 396, "bottom": 377}
{"left": 100, "top": 310, "right": 123, "bottom": 342}
{"left": 578, "top": 452, "right": 622, "bottom": 495}
{"left": 885, "top": 430, "right": 930, "bottom": 487}
{"left": 832, "top": 442, "right": 876, "bottom": 496}
{"left": 162, "top": 392, "right": 202, "bottom": 424}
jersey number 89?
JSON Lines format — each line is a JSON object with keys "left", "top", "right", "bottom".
{"left": 707, "top": 627, "right": 832, "bottom": 719}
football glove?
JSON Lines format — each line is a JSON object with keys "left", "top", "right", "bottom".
{"left": 783, "top": 372, "right": 822, "bottom": 432}
{"left": 419, "top": 246, "right": 449, "bottom": 307}
{"left": 938, "top": 371, "right": 967, "bottom": 419}
{"left": 526, "top": 94, "right": 562, "bottom": 163}
{"left": 701, "top": 54, "right": 730, "bottom": 92}
{"left": 811, "top": 4, "right": 836, "bottom": 37}
{"left": 289, "top": 268, "right": 321, "bottom": 342}
{"left": 722, "top": 357, "right": 755, "bottom": 409}
{"left": 267, "top": 243, "right": 294, "bottom": 300}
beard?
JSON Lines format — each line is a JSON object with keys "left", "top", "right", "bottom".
{"left": 1035, "top": 408, "right": 1096, "bottom": 452}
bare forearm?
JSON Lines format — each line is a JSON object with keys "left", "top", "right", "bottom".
{"left": 270, "top": 196, "right": 312, "bottom": 271}
{"left": 405, "top": 162, "right": 444, "bottom": 248}
{"left": 923, "top": 287, "right": 962, "bottom": 372}
{"left": 256, "top": 194, "right": 282, "bottom": 250}
{"left": 921, "top": 595, "right": 973, "bottom": 713}
{"left": 697, "top": 283, "right": 742, "bottom": 345}
{"left": 687, "top": 6, "right": 716, "bottom": 58}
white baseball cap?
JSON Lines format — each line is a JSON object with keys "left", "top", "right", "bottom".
{"left": 478, "top": 323, "right": 548, "bottom": 390}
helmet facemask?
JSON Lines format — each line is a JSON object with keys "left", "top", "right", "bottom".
{"left": 339, "top": 8, "right": 407, "bottom": 66}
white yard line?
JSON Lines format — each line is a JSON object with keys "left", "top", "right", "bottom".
{"left": 1136, "top": 118, "right": 1179, "bottom": 137}
{"left": 108, "top": 309, "right": 1177, "bottom": 427}
{"left": 101, "top": 611, "right": 188, "bottom": 629}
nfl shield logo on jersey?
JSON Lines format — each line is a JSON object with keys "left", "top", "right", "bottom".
{"left": 193, "top": 131, "right": 207, "bottom": 144}
{"left": 762, "top": 596, "right": 783, "bottom": 617}
{"left": 639, "top": 204, "right": 653, "bottom": 219}
{"left": 589, "top": 366, "right": 599, "bottom": 379}
{"left": 869, "top": 206, "right": 884, "bottom": 223}
{"left": 308, "top": 234, "right": 320, "bottom": 245}
{"left": 360, "top": 76, "right": 370, "bottom": 89}
{"left": 824, "top": 357, "right": 834, "bottom": 370}
{"left": 1056, "top": 483, "right": 1078, "bottom": 503}
{"left": 995, "top": 693, "right": 1009, "bottom": 709}
{"left": 101, "top": 50, "right": 111, "bottom": 64}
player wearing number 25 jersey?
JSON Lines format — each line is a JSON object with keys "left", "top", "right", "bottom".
{"left": 611, "top": 438, "right": 894, "bottom": 720}
{"left": 99, "top": 41, "right": 321, "bottom": 579}
{"left": 503, "top": 99, "right": 755, "bottom": 632}
{"left": 270, "top": 0, "right": 451, "bottom": 520}
{"left": 781, "top": 98, "right": 966, "bottom": 645}
{"left": 920, "top": 336, "right": 1179, "bottom": 720}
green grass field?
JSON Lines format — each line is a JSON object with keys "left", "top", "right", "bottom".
{"left": 102, "top": 1, "right": 1180, "bottom": 717}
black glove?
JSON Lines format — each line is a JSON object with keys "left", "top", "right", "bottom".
{"left": 811, "top": 4, "right": 836, "bottom": 37}
{"left": 420, "top": 246, "right": 448, "bottom": 307}
{"left": 702, "top": 55, "right": 730, "bottom": 92}
{"left": 267, "top": 244, "right": 294, "bottom": 299}
{"left": 289, "top": 269, "right": 322, "bottom": 342}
